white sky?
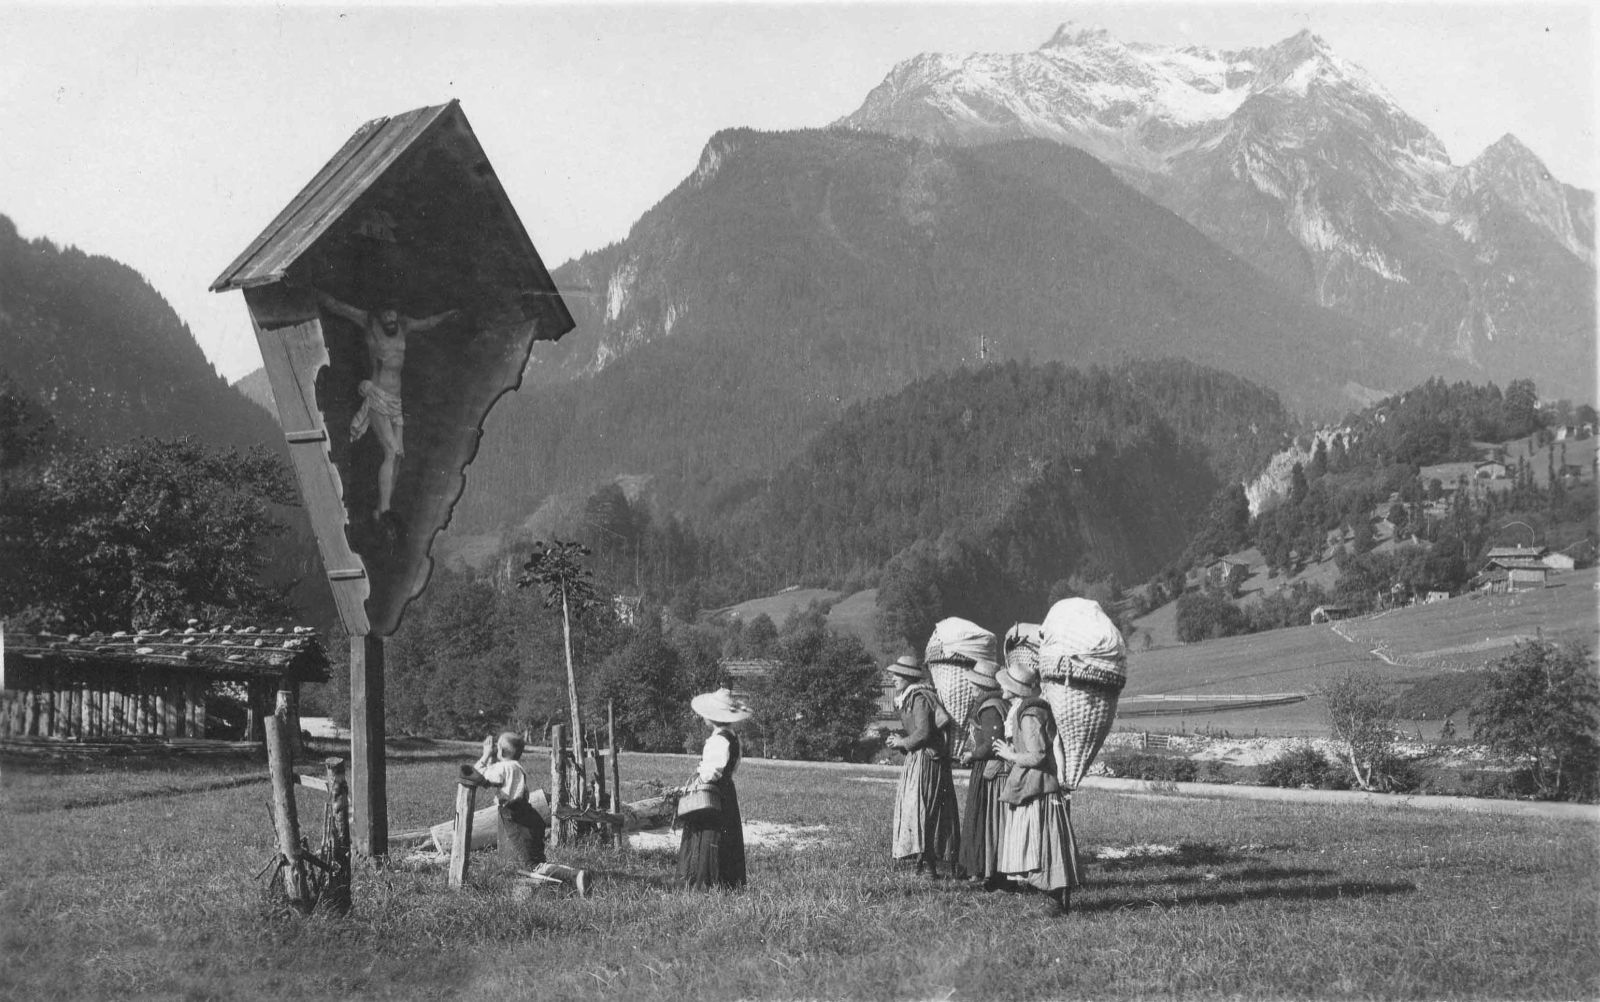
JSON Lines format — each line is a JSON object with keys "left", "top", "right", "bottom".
{"left": 2, "top": 1, "right": 1595, "bottom": 381}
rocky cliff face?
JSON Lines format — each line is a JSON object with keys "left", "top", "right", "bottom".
{"left": 838, "top": 26, "right": 1596, "bottom": 401}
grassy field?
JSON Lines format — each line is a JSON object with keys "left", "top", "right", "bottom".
{"left": 3, "top": 748, "right": 1596, "bottom": 1000}
{"left": 1116, "top": 569, "right": 1599, "bottom": 737}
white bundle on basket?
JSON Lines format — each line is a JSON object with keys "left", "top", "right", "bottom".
{"left": 1037, "top": 598, "right": 1128, "bottom": 789}
{"left": 923, "top": 617, "right": 1000, "bottom": 758}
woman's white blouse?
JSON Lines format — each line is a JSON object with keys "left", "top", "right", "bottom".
{"left": 696, "top": 731, "right": 731, "bottom": 783}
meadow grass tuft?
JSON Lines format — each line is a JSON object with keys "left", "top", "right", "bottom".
{"left": 2, "top": 749, "right": 1595, "bottom": 1000}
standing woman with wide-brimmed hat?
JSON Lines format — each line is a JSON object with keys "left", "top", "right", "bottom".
{"left": 679, "top": 688, "right": 752, "bottom": 890}
{"left": 957, "top": 666, "right": 1010, "bottom": 890}
{"left": 885, "top": 655, "right": 960, "bottom": 878}
{"left": 992, "top": 662, "right": 1080, "bottom": 914}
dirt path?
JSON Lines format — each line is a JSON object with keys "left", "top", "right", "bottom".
{"left": 813, "top": 759, "right": 1598, "bottom": 822}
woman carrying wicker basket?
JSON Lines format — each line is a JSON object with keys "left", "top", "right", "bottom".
{"left": 993, "top": 662, "right": 1080, "bottom": 915}
{"left": 885, "top": 655, "right": 960, "bottom": 878}
{"left": 957, "top": 667, "right": 1009, "bottom": 890}
{"left": 678, "top": 688, "right": 751, "bottom": 890}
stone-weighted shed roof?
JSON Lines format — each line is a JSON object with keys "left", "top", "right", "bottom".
{"left": 4, "top": 626, "right": 330, "bottom": 686}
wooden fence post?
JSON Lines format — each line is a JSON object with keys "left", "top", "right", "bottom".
{"left": 264, "top": 714, "right": 311, "bottom": 911}
{"left": 588, "top": 747, "right": 606, "bottom": 843}
{"left": 608, "top": 700, "right": 621, "bottom": 846}
{"left": 449, "top": 781, "right": 476, "bottom": 890}
{"left": 322, "top": 757, "right": 352, "bottom": 914}
{"left": 549, "top": 724, "right": 567, "bottom": 848}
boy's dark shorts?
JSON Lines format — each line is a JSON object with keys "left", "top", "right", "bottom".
{"left": 498, "top": 800, "right": 547, "bottom": 865}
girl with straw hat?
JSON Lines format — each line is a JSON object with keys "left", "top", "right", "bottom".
{"left": 885, "top": 654, "right": 960, "bottom": 878}
{"left": 992, "top": 662, "right": 1080, "bottom": 914}
{"left": 957, "top": 665, "right": 1010, "bottom": 891}
{"left": 678, "top": 688, "right": 752, "bottom": 890}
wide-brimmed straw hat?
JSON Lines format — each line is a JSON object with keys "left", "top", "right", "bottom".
{"left": 885, "top": 654, "right": 927, "bottom": 680}
{"left": 690, "top": 687, "right": 753, "bottom": 724}
{"left": 997, "top": 663, "right": 1038, "bottom": 698}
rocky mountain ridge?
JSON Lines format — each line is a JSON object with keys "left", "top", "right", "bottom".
{"left": 837, "top": 26, "right": 1596, "bottom": 401}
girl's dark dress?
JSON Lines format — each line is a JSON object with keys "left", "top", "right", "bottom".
{"left": 678, "top": 728, "right": 747, "bottom": 889}
{"left": 958, "top": 696, "right": 1010, "bottom": 885}
{"left": 890, "top": 685, "right": 960, "bottom": 869}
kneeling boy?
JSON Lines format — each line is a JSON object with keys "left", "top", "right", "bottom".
{"left": 466, "top": 731, "right": 591, "bottom": 896}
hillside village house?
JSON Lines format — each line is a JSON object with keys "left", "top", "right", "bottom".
{"left": 1202, "top": 557, "right": 1252, "bottom": 594}
{"left": 1476, "top": 546, "right": 1551, "bottom": 593}
{"left": 1418, "top": 461, "right": 1477, "bottom": 492}
{"left": 1475, "top": 460, "right": 1510, "bottom": 480}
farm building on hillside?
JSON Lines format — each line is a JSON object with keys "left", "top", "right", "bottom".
{"left": 1310, "top": 605, "right": 1352, "bottom": 624}
{"left": 1419, "top": 462, "right": 1478, "bottom": 491}
{"left": 1, "top": 627, "right": 329, "bottom": 742}
{"left": 1202, "top": 557, "right": 1252, "bottom": 594}
{"left": 1476, "top": 547, "right": 1551, "bottom": 593}
{"left": 719, "top": 658, "right": 782, "bottom": 700}
{"left": 720, "top": 657, "right": 899, "bottom": 723}
{"left": 1475, "top": 461, "right": 1510, "bottom": 480}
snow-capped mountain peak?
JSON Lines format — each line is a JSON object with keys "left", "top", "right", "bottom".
{"left": 835, "top": 24, "right": 1594, "bottom": 402}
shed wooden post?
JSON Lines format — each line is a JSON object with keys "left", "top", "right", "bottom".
{"left": 243, "top": 681, "right": 260, "bottom": 742}
{"left": 265, "top": 714, "right": 311, "bottom": 911}
{"left": 322, "top": 757, "right": 352, "bottom": 914}
{"left": 351, "top": 634, "right": 388, "bottom": 858}
{"left": 448, "top": 781, "right": 476, "bottom": 890}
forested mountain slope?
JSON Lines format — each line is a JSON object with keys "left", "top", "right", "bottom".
{"left": 0, "top": 214, "right": 280, "bottom": 450}
{"left": 458, "top": 128, "right": 1391, "bottom": 531}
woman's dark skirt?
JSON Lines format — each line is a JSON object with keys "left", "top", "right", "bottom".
{"left": 678, "top": 780, "right": 746, "bottom": 889}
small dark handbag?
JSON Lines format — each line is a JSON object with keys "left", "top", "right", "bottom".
{"left": 676, "top": 777, "right": 722, "bottom": 823}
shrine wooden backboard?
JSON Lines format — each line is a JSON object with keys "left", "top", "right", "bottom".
{"left": 213, "top": 101, "right": 574, "bottom": 636}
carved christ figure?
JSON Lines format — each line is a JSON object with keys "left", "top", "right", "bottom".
{"left": 314, "top": 288, "right": 462, "bottom": 525}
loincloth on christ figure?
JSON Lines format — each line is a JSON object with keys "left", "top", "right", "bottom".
{"left": 351, "top": 379, "right": 404, "bottom": 455}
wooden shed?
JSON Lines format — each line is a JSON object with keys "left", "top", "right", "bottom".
{"left": 1, "top": 627, "right": 329, "bottom": 742}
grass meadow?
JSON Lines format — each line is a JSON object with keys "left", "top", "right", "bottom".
{"left": 3, "top": 747, "right": 1597, "bottom": 1001}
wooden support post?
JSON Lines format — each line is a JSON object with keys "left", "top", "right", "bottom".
{"left": 189, "top": 681, "right": 206, "bottom": 738}
{"left": 548, "top": 724, "right": 567, "bottom": 849}
{"left": 161, "top": 679, "right": 178, "bottom": 737}
{"left": 350, "top": 634, "right": 388, "bottom": 858}
{"left": 244, "top": 682, "right": 259, "bottom": 742}
{"left": 264, "top": 714, "right": 311, "bottom": 911}
{"left": 449, "top": 781, "right": 476, "bottom": 890}
{"left": 77, "top": 682, "right": 90, "bottom": 739}
{"left": 323, "top": 757, "right": 352, "bottom": 914}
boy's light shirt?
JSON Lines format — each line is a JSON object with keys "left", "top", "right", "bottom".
{"left": 480, "top": 758, "right": 529, "bottom": 803}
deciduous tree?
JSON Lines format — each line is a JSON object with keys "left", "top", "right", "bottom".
{"left": 1470, "top": 641, "right": 1599, "bottom": 801}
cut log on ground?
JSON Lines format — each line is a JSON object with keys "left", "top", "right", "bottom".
{"left": 422, "top": 793, "right": 674, "bottom": 854}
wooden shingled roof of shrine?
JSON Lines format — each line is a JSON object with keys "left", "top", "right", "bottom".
{"left": 4, "top": 625, "right": 331, "bottom": 685}
{"left": 210, "top": 100, "right": 567, "bottom": 324}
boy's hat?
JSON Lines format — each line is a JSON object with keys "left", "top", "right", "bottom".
{"left": 691, "top": 687, "right": 753, "bottom": 724}
{"left": 885, "top": 655, "right": 927, "bottom": 680}
{"left": 965, "top": 668, "right": 1002, "bottom": 690}
{"left": 998, "top": 663, "right": 1039, "bottom": 698}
